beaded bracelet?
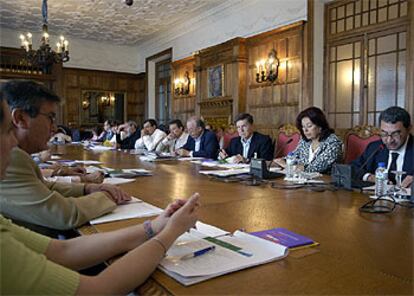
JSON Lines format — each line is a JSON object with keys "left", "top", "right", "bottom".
{"left": 143, "top": 220, "right": 155, "bottom": 239}
{"left": 152, "top": 237, "right": 167, "bottom": 254}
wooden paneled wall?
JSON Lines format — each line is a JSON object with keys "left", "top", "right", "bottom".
{"left": 194, "top": 38, "right": 247, "bottom": 128}
{"left": 171, "top": 39, "right": 247, "bottom": 128}
{"left": 170, "top": 21, "right": 306, "bottom": 137}
{"left": 246, "top": 22, "right": 305, "bottom": 138}
{"left": 171, "top": 57, "right": 196, "bottom": 124}
{"left": 63, "top": 68, "right": 145, "bottom": 126}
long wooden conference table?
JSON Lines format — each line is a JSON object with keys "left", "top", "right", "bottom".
{"left": 56, "top": 145, "right": 413, "bottom": 295}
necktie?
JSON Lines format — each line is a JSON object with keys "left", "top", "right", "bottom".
{"left": 388, "top": 152, "right": 399, "bottom": 184}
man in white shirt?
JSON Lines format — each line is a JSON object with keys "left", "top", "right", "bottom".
{"left": 134, "top": 119, "right": 166, "bottom": 151}
{"left": 177, "top": 116, "right": 219, "bottom": 159}
{"left": 156, "top": 119, "right": 188, "bottom": 154}
{"left": 218, "top": 113, "right": 273, "bottom": 163}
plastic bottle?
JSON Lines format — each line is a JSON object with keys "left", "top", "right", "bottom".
{"left": 285, "top": 152, "right": 295, "bottom": 179}
{"left": 375, "top": 162, "right": 388, "bottom": 197}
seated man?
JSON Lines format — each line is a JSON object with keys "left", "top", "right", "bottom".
{"left": 116, "top": 120, "right": 140, "bottom": 149}
{"left": 352, "top": 106, "right": 413, "bottom": 188}
{"left": 177, "top": 116, "right": 219, "bottom": 159}
{"left": 134, "top": 119, "right": 166, "bottom": 151}
{"left": 48, "top": 126, "right": 72, "bottom": 144}
{"left": 0, "top": 80, "right": 130, "bottom": 232}
{"left": 156, "top": 119, "right": 189, "bottom": 154}
{"left": 219, "top": 113, "right": 273, "bottom": 163}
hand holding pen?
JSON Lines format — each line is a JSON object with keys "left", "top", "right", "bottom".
{"left": 218, "top": 149, "right": 228, "bottom": 160}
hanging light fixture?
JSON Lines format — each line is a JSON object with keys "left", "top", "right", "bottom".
{"left": 18, "top": 0, "right": 69, "bottom": 74}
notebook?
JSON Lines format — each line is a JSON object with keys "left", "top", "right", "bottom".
{"left": 250, "top": 228, "right": 315, "bottom": 249}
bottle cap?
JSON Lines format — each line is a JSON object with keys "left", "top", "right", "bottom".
{"left": 378, "top": 162, "right": 386, "bottom": 168}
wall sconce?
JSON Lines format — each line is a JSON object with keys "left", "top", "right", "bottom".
{"left": 100, "top": 95, "right": 110, "bottom": 106}
{"left": 256, "top": 49, "right": 280, "bottom": 83}
{"left": 109, "top": 93, "right": 116, "bottom": 105}
{"left": 82, "top": 97, "right": 90, "bottom": 110}
{"left": 174, "top": 71, "right": 191, "bottom": 96}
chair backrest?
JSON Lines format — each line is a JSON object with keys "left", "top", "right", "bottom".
{"left": 222, "top": 131, "right": 238, "bottom": 150}
{"left": 71, "top": 128, "right": 81, "bottom": 142}
{"left": 274, "top": 124, "right": 300, "bottom": 158}
{"left": 344, "top": 125, "right": 381, "bottom": 164}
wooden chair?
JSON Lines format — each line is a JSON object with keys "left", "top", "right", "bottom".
{"left": 343, "top": 125, "right": 381, "bottom": 164}
{"left": 274, "top": 124, "right": 300, "bottom": 158}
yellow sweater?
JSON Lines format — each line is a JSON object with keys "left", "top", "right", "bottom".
{"left": 0, "top": 215, "right": 79, "bottom": 295}
{"left": 0, "top": 147, "right": 116, "bottom": 230}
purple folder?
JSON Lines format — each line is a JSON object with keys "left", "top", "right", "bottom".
{"left": 250, "top": 228, "right": 314, "bottom": 248}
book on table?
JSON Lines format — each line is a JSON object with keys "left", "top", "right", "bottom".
{"left": 250, "top": 228, "right": 318, "bottom": 249}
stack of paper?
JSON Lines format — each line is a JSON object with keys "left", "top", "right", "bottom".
{"left": 159, "top": 229, "right": 288, "bottom": 286}
{"left": 75, "top": 160, "right": 103, "bottom": 165}
{"left": 90, "top": 197, "right": 163, "bottom": 224}
{"left": 199, "top": 168, "right": 250, "bottom": 177}
{"left": 87, "top": 145, "right": 115, "bottom": 151}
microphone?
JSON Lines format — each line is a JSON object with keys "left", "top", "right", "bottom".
{"left": 267, "top": 138, "right": 293, "bottom": 170}
{"left": 354, "top": 144, "right": 385, "bottom": 180}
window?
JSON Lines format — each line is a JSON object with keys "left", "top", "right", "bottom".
{"left": 325, "top": 0, "right": 409, "bottom": 129}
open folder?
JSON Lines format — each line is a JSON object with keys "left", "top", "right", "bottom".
{"left": 159, "top": 227, "right": 288, "bottom": 286}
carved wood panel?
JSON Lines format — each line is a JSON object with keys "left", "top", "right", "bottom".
{"left": 246, "top": 22, "right": 305, "bottom": 138}
{"left": 63, "top": 68, "right": 144, "bottom": 126}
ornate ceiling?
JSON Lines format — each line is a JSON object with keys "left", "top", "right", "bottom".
{"left": 0, "top": 0, "right": 222, "bottom": 45}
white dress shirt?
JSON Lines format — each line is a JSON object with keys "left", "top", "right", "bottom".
{"left": 241, "top": 136, "right": 253, "bottom": 159}
{"left": 188, "top": 132, "right": 204, "bottom": 157}
{"left": 386, "top": 136, "right": 409, "bottom": 172}
{"left": 308, "top": 145, "right": 320, "bottom": 163}
{"left": 134, "top": 129, "right": 167, "bottom": 151}
{"left": 362, "top": 136, "right": 409, "bottom": 180}
{"left": 157, "top": 132, "right": 189, "bottom": 153}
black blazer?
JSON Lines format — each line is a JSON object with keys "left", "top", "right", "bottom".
{"left": 225, "top": 132, "right": 273, "bottom": 161}
{"left": 182, "top": 130, "right": 219, "bottom": 159}
{"left": 116, "top": 129, "right": 141, "bottom": 150}
{"left": 351, "top": 134, "right": 413, "bottom": 179}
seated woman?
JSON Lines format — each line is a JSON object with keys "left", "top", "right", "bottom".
{"left": 274, "top": 107, "right": 343, "bottom": 174}
{"left": 0, "top": 94, "right": 200, "bottom": 295}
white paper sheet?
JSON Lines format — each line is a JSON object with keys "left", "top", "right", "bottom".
{"left": 178, "top": 157, "right": 205, "bottom": 161}
{"left": 103, "top": 177, "right": 136, "bottom": 185}
{"left": 194, "top": 221, "right": 230, "bottom": 237}
{"left": 88, "top": 145, "right": 114, "bottom": 151}
{"left": 199, "top": 168, "right": 250, "bottom": 177}
{"left": 74, "top": 160, "right": 102, "bottom": 165}
{"left": 159, "top": 231, "right": 288, "bottom": 285}
{"left": 90, "top": 198, "right": 162, "bottom": 225}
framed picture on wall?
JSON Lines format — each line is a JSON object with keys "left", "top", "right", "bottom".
{"left": 207, "top": 64, "right": 224, "bottom": 98}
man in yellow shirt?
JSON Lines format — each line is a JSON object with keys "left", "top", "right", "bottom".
{"left": 0, "top": 80, "right": 130, "bottom": 231}
{"left": 0, "top": 88, "right": 201, "bottom": 294}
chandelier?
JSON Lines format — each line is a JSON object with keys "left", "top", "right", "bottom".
{"left": 18, "top": 0, "right": 69, "bottom": 74}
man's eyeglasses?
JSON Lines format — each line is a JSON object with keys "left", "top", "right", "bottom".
{"left": 38, "top": 112, "right": 57, "bottom": 124}
{"left": 380, "top": 130, "right": 401, "bottom": 139}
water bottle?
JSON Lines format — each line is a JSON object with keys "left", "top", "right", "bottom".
{"left": 285, "top": 152, "right": 295, "bottom": 179}
{"left": 375, "top": 162, "right": 388, "bottom": 197}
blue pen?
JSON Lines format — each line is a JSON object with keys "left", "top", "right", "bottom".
{"left": 180, "top": 245, "right": 215, "bottom": 260}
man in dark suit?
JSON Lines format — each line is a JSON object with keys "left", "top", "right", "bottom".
{"left": 219, "top": 113, "right": 273, "bottom": 163}
{"left": 352, "top": 106, "right": 413, "bottom": 188}
{"left": 177, "top": 116, "right": 219, "bottom": 159}
{"left": 116, "top": 120, "right": 140, "bottom": 149}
